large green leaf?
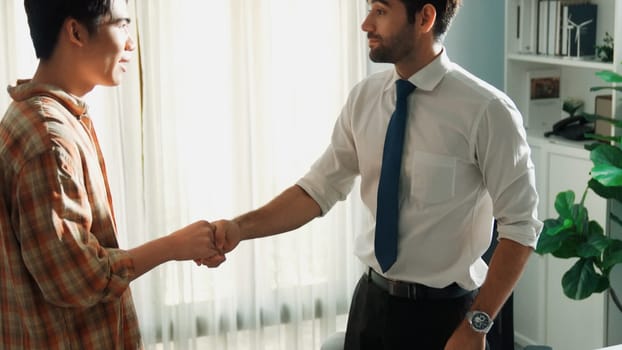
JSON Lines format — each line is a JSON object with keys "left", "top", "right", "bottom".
{"left": 595, "top": 70, "right": 622, "bottom": 83}
{"left": 594, "top": 276, "right": 610, "bottom": 293}
{"left": 588, "top": 178, "right": 622, "bottom": 202}
{"left": 603, "top": 240, "right": 622, "bottom": 271}
{"left": 554, "top": 191, "right": 575, "bottom": 219}
{"left": 590, "top": 144, "right": 622, "bottom": 168}
{"left": 562, "top": 259, "right": 605, "bottom": 300}
{"left": 536, "top": 220, "right": 572, "bottom": 254}
{"left": 553, "top": 235, "right": 583, "bottom": 258}
{"left": 577, "top": 231, "right": 610, "bottom": 258}
{"left": 592, "top": 165, "right": 622, "bottom": 187}
{"left": 591, "top": 145, "right": 622, "bottom": 186}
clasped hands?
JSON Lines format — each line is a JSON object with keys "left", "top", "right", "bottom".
{"left": 172, "top": 219, "right": 239, "bottom": 268}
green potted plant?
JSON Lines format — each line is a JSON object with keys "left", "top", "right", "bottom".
{"left": 535, "top": 62, "right": 622, "bottom": 313}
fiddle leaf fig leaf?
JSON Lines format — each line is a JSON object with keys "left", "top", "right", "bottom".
{"left": 542, "top": 217, "right": 573, "bottom": 237}
{"left": 591, "top": 144, "right": 622, "bottom": 166}
{"left": 594, "top": 276, "right": 610, "bottom": 293}
{"left": 577, "top": 231, "right": 610, "bottom": 258}
{"left": 554, "top": 191, "right": 575, "bottom": 219}
{"left": 587, "top": 220, "right": 604, "bottom": 237}
{"left": 588, "top": 178, "right": 622, "bottom": 201}
{"left": 595, "top": 70, "right": 622, "bottom": 83}
{"left": 536, "top": 220, "right": 572, "bottom": 254}
{"left": 553, "top": 235, "right": 583, "bottom": 258}
{"left": 562, "top": 259, "right": 602, "bottom": 300}
{"left": 592, "top": 164, "right": 622, "bottom": 187}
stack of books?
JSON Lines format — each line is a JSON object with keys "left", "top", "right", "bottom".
{"left": 512, "top": 0, "right": 597, "bottom": 58}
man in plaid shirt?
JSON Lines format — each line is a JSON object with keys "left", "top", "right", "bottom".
{"left": 0, "top": 1, "right": 225, "bottom": 349}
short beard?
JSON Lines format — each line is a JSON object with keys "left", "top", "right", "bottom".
{"left": 367, "top": 25, "right": 415, "bottom": 64}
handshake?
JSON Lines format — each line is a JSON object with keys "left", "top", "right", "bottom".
{"left": 167, "top": 219, "right": 241, "bottom": 268}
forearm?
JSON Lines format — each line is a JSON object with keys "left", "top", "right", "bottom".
{"left": 129, "top": 220, "right": 220, "bottom": 279}
{"left": 469, "top": 238, "right": 533, "bottom": 318}
{"left": 127, "top": 235, "right": 176, "bottom": 281}
{"left": 235, "top": 185, "right": 322, "bottom": 240}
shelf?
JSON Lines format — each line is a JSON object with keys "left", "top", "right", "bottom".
{"left": 507, "top": 53, "right": 616, "bottom": 71}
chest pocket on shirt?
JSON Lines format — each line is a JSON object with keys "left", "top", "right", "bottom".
{"left": 410, "top": 151, "right": 456, "bottom": 204}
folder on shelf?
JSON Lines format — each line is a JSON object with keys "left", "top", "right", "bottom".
{"left": 537, "top": 0, "right": 548, "bottom": 54}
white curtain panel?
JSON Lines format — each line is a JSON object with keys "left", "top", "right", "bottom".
{"left": 0, "top": 0, "right": 37, "bottom": 111}
{"left": 133, "top": 1, "right": 369, "bottom": 349}
{"left": 1, "top": 0, "right": 370, "bottom": 349}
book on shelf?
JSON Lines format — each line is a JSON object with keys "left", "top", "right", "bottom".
{"left": 547, "top": 0, "right": 560, "bottom": 56}
{"left": 537, "top": 0, "right": 548, "bottom": 54}
{"left": 561, "top": 4, "right": 569, "bottom": 55}
{"left": 513, "top": 0, "right": 538, "bottom": 53}
{"left": 524, "top": 69, "right": 562, "bottom": 131}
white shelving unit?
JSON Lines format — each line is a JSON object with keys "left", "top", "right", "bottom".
{"left": 504, "top": 1, "right": 622, "bottom": 349}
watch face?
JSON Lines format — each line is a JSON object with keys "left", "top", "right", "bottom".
{"left": 470, "top": 311, "right": 492, "bottom": 332}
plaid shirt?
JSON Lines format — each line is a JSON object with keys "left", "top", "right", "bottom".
{"left": 0, "top": 81, "right": 142, "bottom": 349}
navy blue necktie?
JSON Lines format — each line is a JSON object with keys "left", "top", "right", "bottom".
{"left": 375, "top": 79, "right": 416, "bottom": 273}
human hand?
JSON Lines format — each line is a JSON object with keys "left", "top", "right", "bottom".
{"left": 168, "top": 220, "right": 225, "bottom": 263}
{"left": 444, "top": 322, "right": 486, "bottom": 350}
{"left": 195, "top": 219, "right": 242, "bottom": 267}
{"left": 213, "top": 219, "right": 242, "bottom": 253}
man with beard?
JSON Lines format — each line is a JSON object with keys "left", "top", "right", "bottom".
{"left": 202, "top": 1, "right": 541, "bottom": 349}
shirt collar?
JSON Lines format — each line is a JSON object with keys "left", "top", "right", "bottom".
{"left": 385, "top": 48, "right": 452, "bottom": 92}
{"left": 7, "top": 79, "right": 89, "bottom": 119}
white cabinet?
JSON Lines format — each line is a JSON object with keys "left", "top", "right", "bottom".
{"left": 505, "top": 1, "right": 622, "bottom": 348}
{"left": 544, "top": 141, "right": 607, "bottom": 350}
{"left": 515, "top": 138, "right": 609, "bottom": 350}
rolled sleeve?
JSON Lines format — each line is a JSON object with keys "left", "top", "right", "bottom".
{"left": 476, "top": 97, "right": 543, "bottom": 247}
{"left": 16, "top": 147, "right": 133, "bottom": 308}
{"left": 296, "top": 101, "right": 360, "bottom": 216}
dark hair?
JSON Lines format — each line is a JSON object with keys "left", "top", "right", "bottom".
{"left": 400, "top": 0, "right": 461, "bottom": 38}
{"left": 23, "top": 0, "right": 114, "bottom": 60}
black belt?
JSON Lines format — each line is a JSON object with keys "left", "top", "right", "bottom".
{"left": 368, "top": 268, "right": 473, "bottom": 300}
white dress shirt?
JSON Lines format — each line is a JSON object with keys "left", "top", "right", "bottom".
{"left": 296, "top": 50, "right": 543, "bottom": 290}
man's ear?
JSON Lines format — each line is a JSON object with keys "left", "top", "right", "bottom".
{"left": 418, "top": 4, "right": 437, "bottom": 34}
{"left": 64, "top": 19, "right": 87, "bottom": 46}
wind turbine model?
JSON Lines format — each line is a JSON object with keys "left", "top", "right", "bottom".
{"left": 573, "top": 18, "right": 593, "bottom": 57}
{"left": 566, "top": 18, "right": 577, "bottom": 58}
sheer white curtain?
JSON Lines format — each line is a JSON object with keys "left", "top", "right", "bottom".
{"left": 133, "top": 1, "right": 369, "bottom": 349}
{"left": 1, "top": 1, "right": 370, "bottom": 348}
{"left": 0, "top": 0, "right": 37, "bottom": 111}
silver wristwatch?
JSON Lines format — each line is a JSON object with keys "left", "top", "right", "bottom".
{"left": 466, "top": 310, "right": 494, "bottom": 333}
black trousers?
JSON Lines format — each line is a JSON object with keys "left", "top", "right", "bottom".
{"left": 343, "top": 274, "right": 479, "bottom": 350}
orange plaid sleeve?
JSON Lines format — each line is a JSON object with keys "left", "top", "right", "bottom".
{"left": 16, "top": 135, "right": 134, "bottom": 307}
